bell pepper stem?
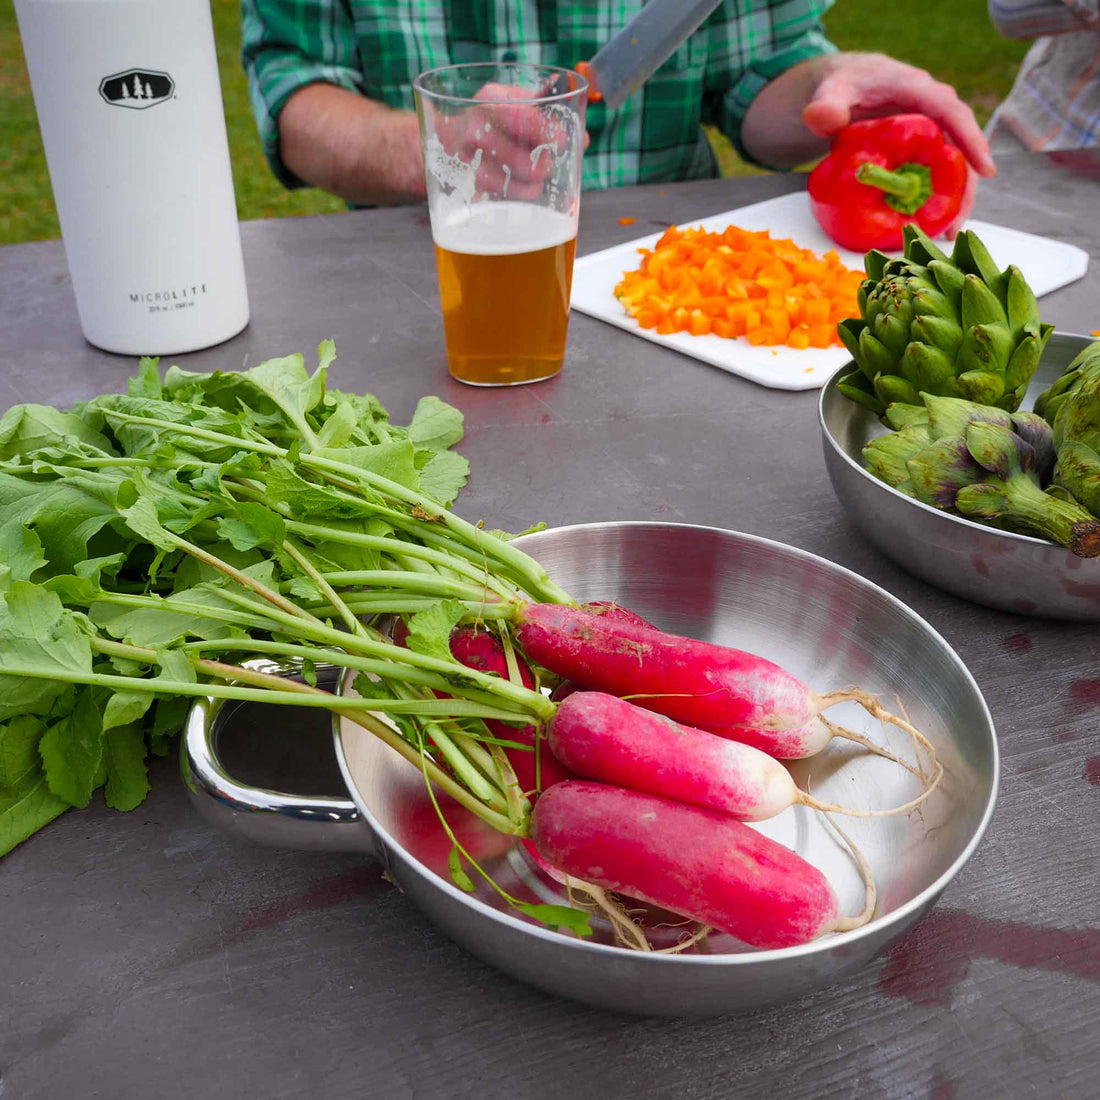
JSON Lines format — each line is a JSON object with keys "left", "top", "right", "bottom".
{"left": 855, "top": 162, "right": 933, "bottom": 216}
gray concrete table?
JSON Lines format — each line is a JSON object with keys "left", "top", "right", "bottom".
{"left": 2, "top": 152, "right": 1098, "bottom": 1100}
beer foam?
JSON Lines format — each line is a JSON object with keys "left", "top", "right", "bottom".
{"left": 424, "top": 132, "right": 481, "bottom": 206}
{"left": 433, "top": 201, "right": 576, "bottom": 256}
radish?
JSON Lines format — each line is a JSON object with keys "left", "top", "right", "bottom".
{"left": 548, "top": 681, "right": 579, "bottom": 703}
{"left": 500, "top": 722, "right": 575, "bottom": 794}
{"left": 514, "top": 603, "right": 932, "bottom": 764}
{"left": 548, "top": 692, "right": 937, "bottom": 819}
{"left": 531, "top": 780, "right": 875, "bottom": 949}
{"left": 406, "top": 623, "right": 573, "bottom": 795}
{"left": 548, "top": 601, "right": 658, "bottom": 704}
{"left": 448, "top": 626, "right": 535, "bottom": 688}
{"left": 579, "top": 600, "right": 658, "bottom": 630}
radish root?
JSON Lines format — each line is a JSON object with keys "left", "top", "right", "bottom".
{"left": 823, "top": 814, "right": 877, "bottom": 933}
{"left": 564, "top": 875, "right": 651, "bottom": 952}
{"left": 802, "top": 693, "right": 944, "bottom": 818}
{"left": 563, "top": 875, "right": 711, "bottom": 954}
{"left": 652, "top": 923, "right": 712, "bottom": 954}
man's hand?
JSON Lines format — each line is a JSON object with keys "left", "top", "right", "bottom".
{"left": 802, "top": 53, "right": 996, "bottom": 177}
{"left": 741, "top": 52, "right": 996, "bottom": 178}
{"left": 430, "top": 83, "right": 579, "bottom": 201}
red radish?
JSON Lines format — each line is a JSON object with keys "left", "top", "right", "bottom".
{"left": 549, "top": 692, "right": 798, "bottom": 820}
{"left": 549, "top": 602, "right": 658, "bottom": 703}
{"left": 499, "top": 722, "right": 575, "bottom": 794}
{"left": 515, "top": 603, "right": 926, "bottom": 762}
{"left": 393, "top": 621, "right": 574, "bottom": 795}
{"left": 531, "top": 780, "right": 875, "bottom": 948}
{"left": 518, "top": 836, "right": 656, "bottom": 952}
{"left": 521, "top": 837, "right": 568, "bottom": 884}
{"left": 548, "top": 680, "right": 579, "bottom": 703}
{"left": 547, "top": 692, "right": 935, "bottom": 819}
{"left": 448, "top": 626, "right": 535, "bottom": 688}
{"left": 446, "top": 626, "right": 574, "bottom": 793}
{"left": 580, "top": 600, "right": 659, "bottom": 630}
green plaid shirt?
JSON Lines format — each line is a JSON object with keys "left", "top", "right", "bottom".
{"left": 242, "top": 0, "right": 835, "bottom": 191}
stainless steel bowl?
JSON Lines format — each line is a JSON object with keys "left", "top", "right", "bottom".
{"left": 820, "top": 332, "right": 1100, "bottom": 619}
{"left": 182, "top": 522, "right": 998, "bottom": 1015}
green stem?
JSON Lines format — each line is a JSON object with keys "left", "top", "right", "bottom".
{"left": 854, "top": 161, "right": 932, "bottom": 216}
{"left": 88, "top": 635, "right": 517, "bottom": 828}
{"left": 282, "top": 520, "right": 520, "bottom": 601}
{"left": 103, "top": 409, "right": 574, "bottom": 605}
{"left": 381, "top": 516, "right": 556, "bottom": 600}
{"left": 210, "top": 589, "right": 554, "bottom": 717}
{"left": 300, "top": 453, "right": 575, "bottom": 604}
{"left": 92, "top": 634, "right": 536, "bottom": 723}
{"left": 101, "top": 411, "right": 283, "bottom": 456}
{"left": 167, "top": 532, "right": 319, "bottom": 624}
{"left": 282, "top": 538, "right": 366, "bottom": 637}
{"left": 91, "top": 591, "right": 288, "bottom": 634}
{"left": 417, "top": 720, "right": 506, "bottom": 810}
{"left": 301, "top": 595, "right": 515, "bottom": 619}
{"left": 1003, "top": 477, "right": 1100, "bottom": 556}
{"left": 92, "top": 582, "right": 543, "bottom": 717}
{"left": 290, "top": 567, "right": 508, "bottom": 605}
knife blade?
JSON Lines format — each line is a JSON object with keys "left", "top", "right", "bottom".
{"left": 581, "top": 0, "right": 726, "bottom": 110}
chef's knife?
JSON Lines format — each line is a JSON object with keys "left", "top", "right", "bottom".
{"left": 577, "top": 0, "right": 726, "bottom": 110}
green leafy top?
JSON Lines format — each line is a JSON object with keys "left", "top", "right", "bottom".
{"left": 0, "top": 342, "right": 595, "bottom": 941}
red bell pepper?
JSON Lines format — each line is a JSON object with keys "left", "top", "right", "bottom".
{"left": 808, "top": 114, "right": 973, "bottom": 253}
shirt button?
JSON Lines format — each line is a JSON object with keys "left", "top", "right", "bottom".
{"left": 502, "top": 50, "right": 517, "bottom": 62}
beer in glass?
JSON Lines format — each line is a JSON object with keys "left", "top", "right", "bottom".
{"left": 413, "top": 64, "right": 587, "bottom": 386}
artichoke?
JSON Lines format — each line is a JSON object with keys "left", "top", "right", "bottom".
{"left": 905, "top": 433, "right": 986, "bottom": 508}
{"left": 837, "top": 225, "right": 1054, "bottom": 417}
{"left": 882, "top": 402, "right": 929, "bottom": 430}
{"left": 954, "top": 421, "right": 1100, "bottom": 557}
{"left": 1050, "top": 372, "right": 1100, "bottom": 516}
{"left": 863, "top": 424, "right": 931, "bottom": 489}
{"left": 1033, "top": 339, "right": 1100, "bottom": 423}
{"left": 861, "top": 394, "right": 1100, "bottom": 555}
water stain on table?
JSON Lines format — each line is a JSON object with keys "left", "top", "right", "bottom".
{"left": 879, "top": 908, "right": 1100, "bottom": 1008}
{"left": 237, "top": 869, "right": 381, "bottom": 934}
{"left": 1065, "top": 679, "right": 1100, "bottom": 718}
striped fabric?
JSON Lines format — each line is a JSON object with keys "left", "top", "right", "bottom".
{"left": 987, "top": 0, "right": 1100, "bottom": 156}
{"left": 989, "top": 0, "right": 1098, "bottom": 39}
{"left": 241, "top": 0, "right": 835, "bottom": 190}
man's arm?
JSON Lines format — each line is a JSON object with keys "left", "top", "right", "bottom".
{"left": 741, "top": 52, "right": 997, "bottom": 177}
{"left": 278, "top": 84, "right": 427, "bottom": 205}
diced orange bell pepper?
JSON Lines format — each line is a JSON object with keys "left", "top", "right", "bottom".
{"left": 613, "top": 220, "right": 862, "bottom": 351}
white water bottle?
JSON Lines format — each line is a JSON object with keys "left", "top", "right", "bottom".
{"left": 14, "top": 0, "right": 250, "bottom": 355}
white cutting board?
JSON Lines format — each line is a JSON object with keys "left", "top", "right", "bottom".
{"left": 570, "top": 190, "right": 1090, "bottom": 391}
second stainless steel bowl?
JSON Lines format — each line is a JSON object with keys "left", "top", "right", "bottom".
{"left": 820, "top": 332, "right": 1100, "bottom": 620}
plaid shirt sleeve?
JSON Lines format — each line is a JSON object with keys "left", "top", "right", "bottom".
{"left": 241, "top": 0, "right": 838, "bottom": 192}
{"left": 241, "top": 0, "right": 365, "bottom": 188}
{"left": 703, "top": 0, "right": 836, "bottom": 165}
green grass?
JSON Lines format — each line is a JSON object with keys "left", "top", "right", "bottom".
{"left": 2, "top": 0, "right": 1029, "bottom": 245}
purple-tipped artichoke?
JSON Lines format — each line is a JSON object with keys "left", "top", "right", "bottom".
{"left": 1050, "top": 372, "right": 1100, "bottom": 516}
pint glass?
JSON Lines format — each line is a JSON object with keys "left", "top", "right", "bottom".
{"left": 413, "top": 64, "right": 587, "bottom": 386}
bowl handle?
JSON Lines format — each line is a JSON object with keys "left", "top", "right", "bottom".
{"left": 180, "top": 693, "right": 380, "bottom": 857}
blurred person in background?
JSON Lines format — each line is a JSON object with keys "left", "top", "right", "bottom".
{"left": 241, "top": 0, "right": 996, "bottom": 206}
{"left": 986, "top": 0, "right": 1100, "bottom": 180}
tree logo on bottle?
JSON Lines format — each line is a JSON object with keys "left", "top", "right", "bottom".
{"left": 99, "top": 69, "right": 174, "bottom": 109}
